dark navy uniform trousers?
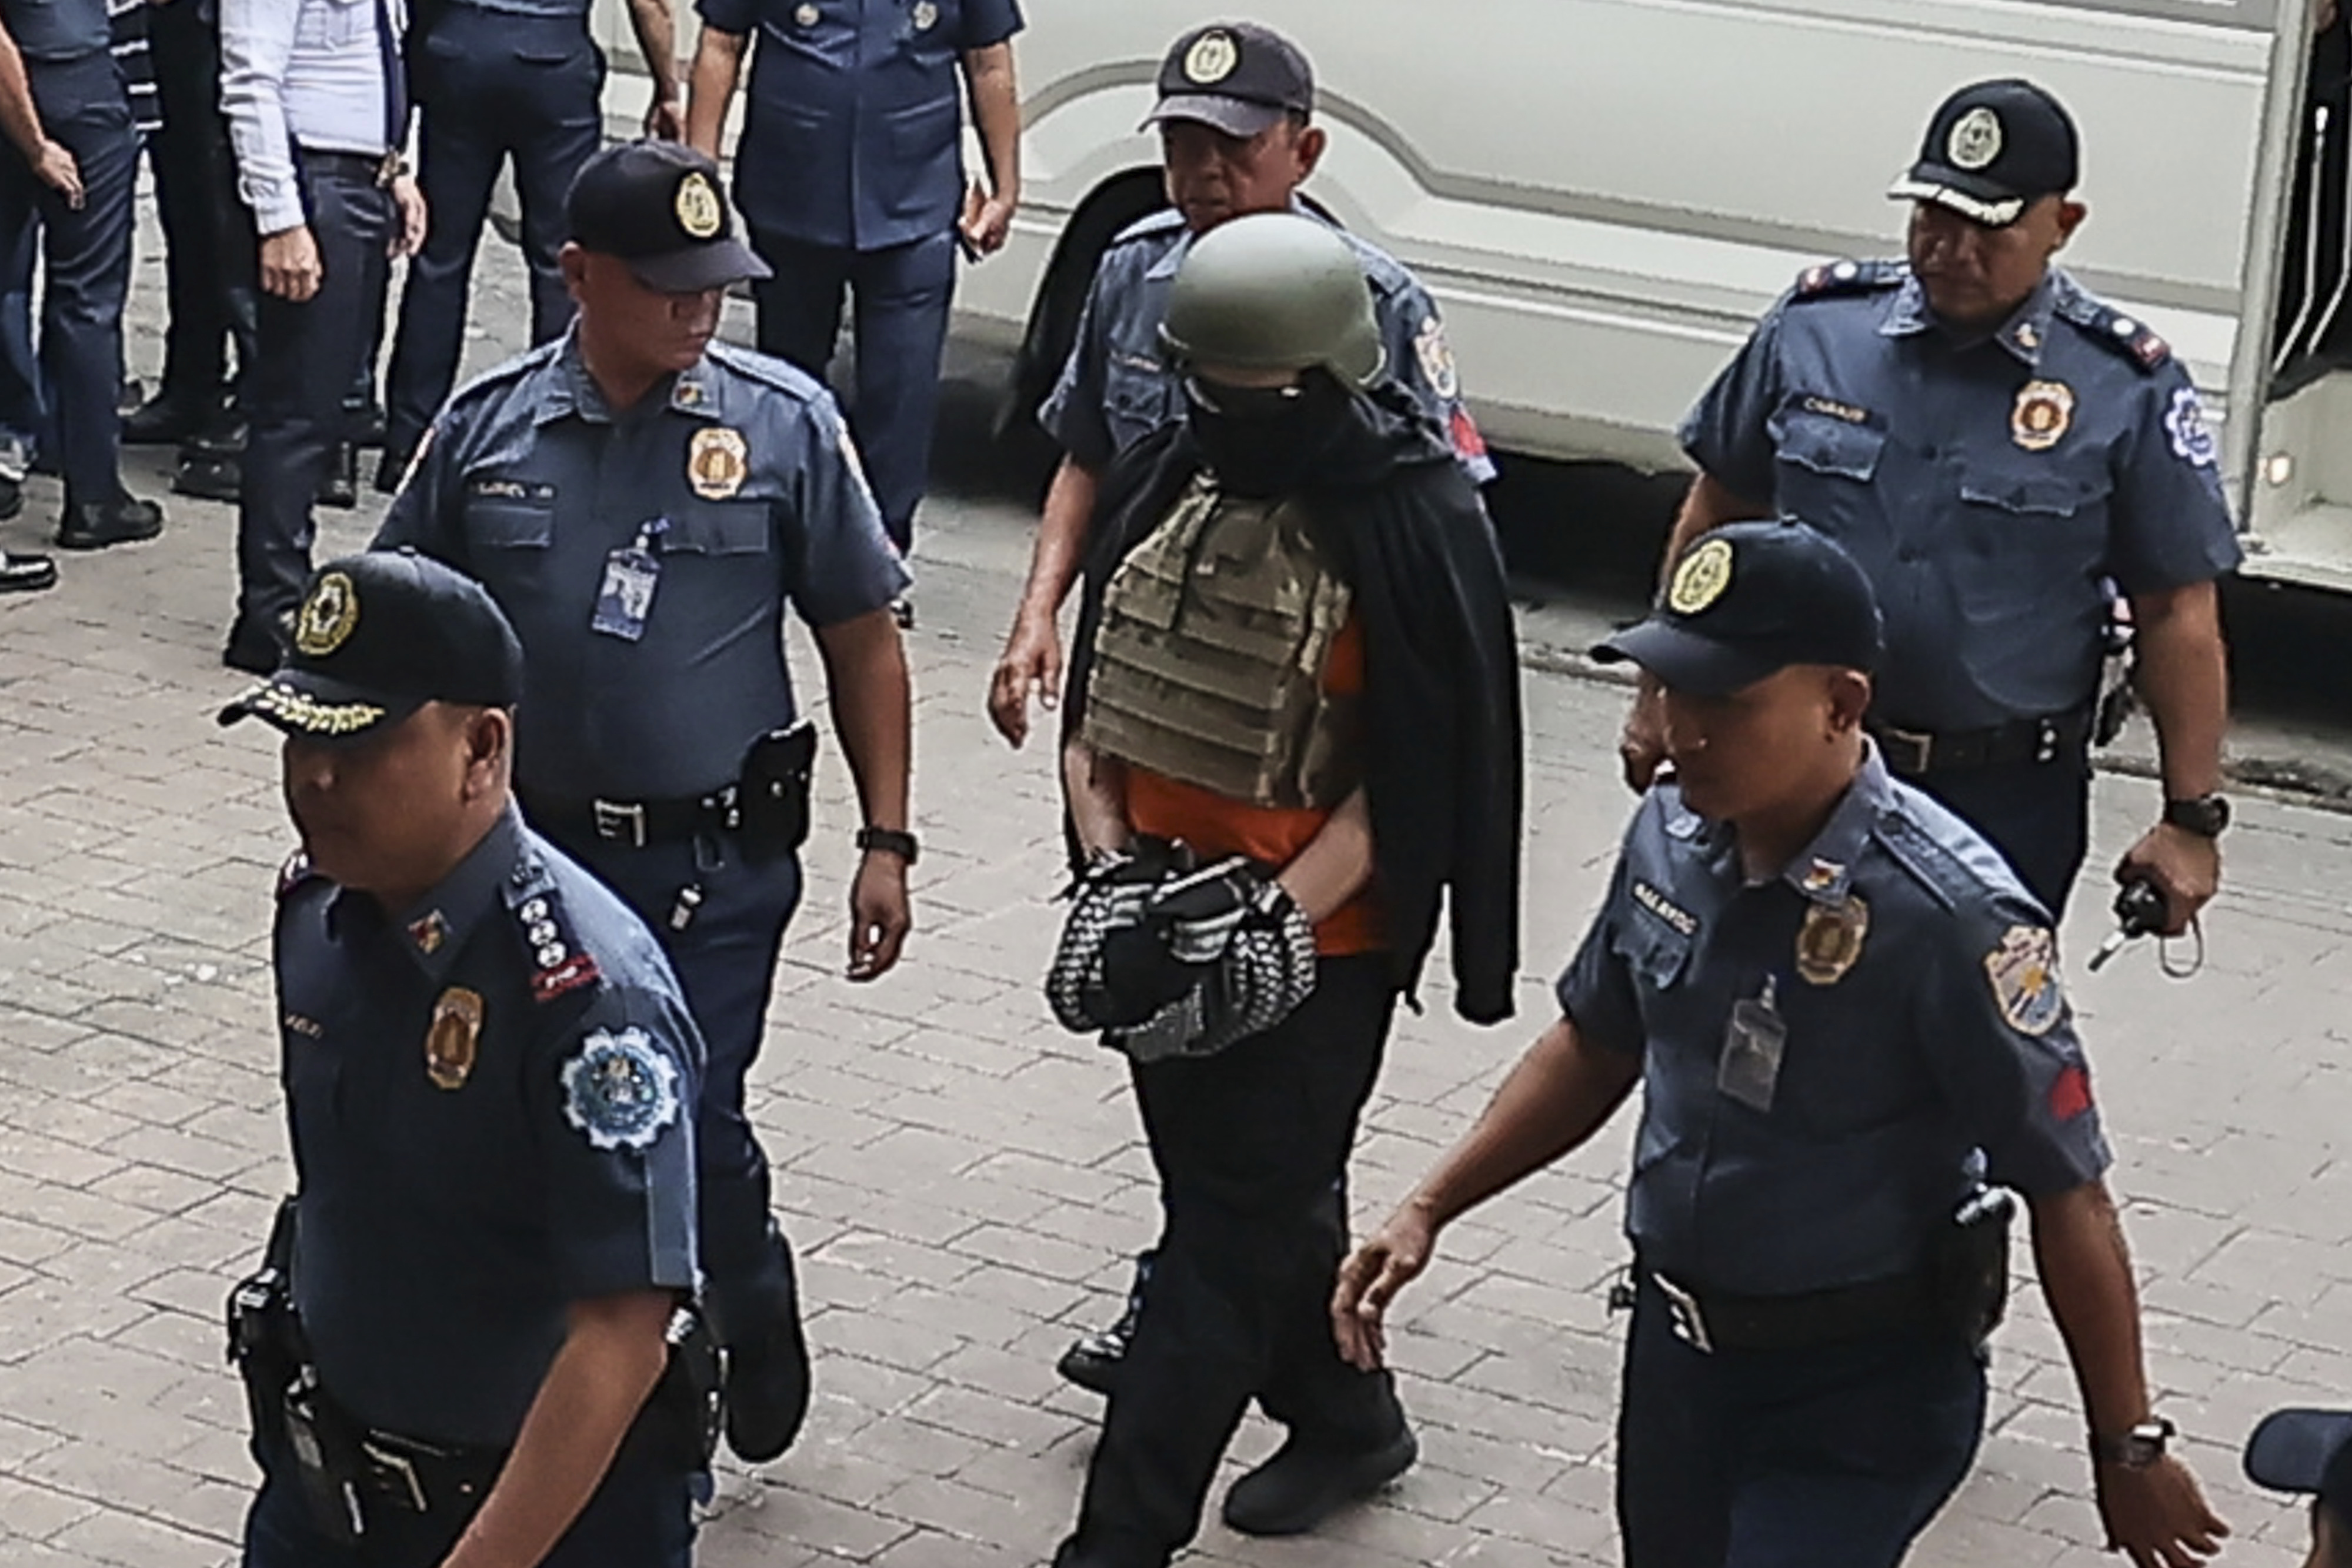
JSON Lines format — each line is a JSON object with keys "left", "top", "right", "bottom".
{"left": 0, "top": 51, "right": 137, "bottom": 509}
{"left": 1616, "top": 1272, "right": 1986, "bottom": 1568}
{"left": 146, "top": 0, "right": 256, "bottom": 408}
{"left": 750, "top": 228, "right": 956, "bottom": 552}
{"left": 237, "top": 155, "right": 392, "bottom": 633}
{"left": 1900, "top": 742, "right": 2093, "bottom": 921}
{"left": 544, "top": 826, "right": 809, "bottom": 1380}
{"left": 384, "top": 5, "right": 602, "bottom": 459}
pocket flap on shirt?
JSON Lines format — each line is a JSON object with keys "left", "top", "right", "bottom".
{"left": 1959, "top": 473, "right": 2103, "bottom": 517}
{"left": 667, "top": 502, "right": 770, "bottom": 556}
{"left": 1772, "top": 412, "right": 1887, "bottom": 483}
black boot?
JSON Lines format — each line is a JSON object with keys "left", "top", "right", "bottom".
{"left": 1220, "top": 1425, "right": 1418, "bottom": 1537}
{"left": 0, "top": 551, "right": 56, "bottom": 592}
{"left": 315, "top": 442, "right": 359, "bottom": 509}
{"left": 703, "top": 1169, "right": 812, "bottom": 1464}
{"left": 122, "top": 385, "right": 221, "bottom": 446}
{"left": 56, "top": 496, "right": 165, "bottom": 550}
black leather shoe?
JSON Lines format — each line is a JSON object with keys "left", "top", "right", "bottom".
{"left": 1220, "top": 1427, "right": 1418, "bottom": 1537}
{"left": 316, "top": 443, "right": 358, "bottom": 509}
{"left": 0, "top": 472, "right": 20, "bottom": 521}
{"left": 0, "top": 551, "right": 56, "bottom": 592}
{"left": 723, "top": 1303, "right": 813, "bottom": 1463}
{"left": 173, "top": 451, "right": 243, "bottom": 502}
{"left": 1056, "top": 1250, "right": 1153, "bottom": 1397}
{"left": 372, "top": 446, "right": 413, "bottom": 496}
{"left": 347, "top": 401, "right": 388, "bottom": 449}
{"left": 56, "top": 496, "right": 164, "bottom": 551}
{"left": 182, "top": 407, "right": 248, "bottom": 461}
{"left": 222, "top": 618, "right": 282, "bottom": 674}
{"left": 122, "top": 387, "right": 220, "bottom": 446}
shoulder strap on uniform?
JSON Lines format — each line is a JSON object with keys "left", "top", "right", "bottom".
{"left": 445, "top": 337, "right": 561, "bottom": 411}
{"left": 1790, "top": 259, "right": 1908, "bottom": 302}
{"left": 1872, "top": 814, "right": 1977, "bottom": 914}
{"left": 503, "top": 856, "right": 604, "bottom": 1005}
{"left": 1109, "top": 208, "right": 1186, "bottom": 250}
{"left": 702, "top": 338, "right": 828, "bottom": 403}
{"left": 2051, "top": 282, "right": 2172, "bottom": 373}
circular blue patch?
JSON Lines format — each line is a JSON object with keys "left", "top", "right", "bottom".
{"left": 560, "top": 1027, "right": 682, "bottom": 1152}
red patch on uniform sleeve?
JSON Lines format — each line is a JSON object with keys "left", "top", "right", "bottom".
{"left": 2047, "top": 1064, "right": 2094, "bottom": 1121}
{"left": 532, "top": 953, "right": 601, "bottom": 1003}
{"left": 1449, "top": 406, "right": 1489, "bottom": 462}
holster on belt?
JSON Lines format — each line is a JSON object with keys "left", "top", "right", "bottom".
{"left": 626, "top": 1300, "right": 723, "bottom": 1471}
{"left": 226, "top": 1197, "right": 304, "bottom": 1459}
{"left": 1933, "top": 1185, "right": 2016, "bottom": 1349}
{"left": 738, "top": 721, "right": 816, "bottom": 862}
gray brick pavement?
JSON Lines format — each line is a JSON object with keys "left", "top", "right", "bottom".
{"left": 0, "top": 190, "right": 2340, "bottom": 1566}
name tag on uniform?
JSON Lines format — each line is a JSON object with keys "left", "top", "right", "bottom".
{"left": 592, "top": 519, "right": 669, "bottom": 642}
{"left": 1717, "top": 975, "right": 1786, "bottom": 1114}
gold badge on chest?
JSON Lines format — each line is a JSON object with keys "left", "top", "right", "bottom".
{"left": 688, "top": 426, "right": 749, "bottom": 501}
{"left": 426, "top": 987, "right": 485, "bottom": 1090}
{"left": 2010, "top": 380, "right": 2074, "bottom": 453}
{"left": 1795, "top": 895, "right": 1869, "bottom": 985}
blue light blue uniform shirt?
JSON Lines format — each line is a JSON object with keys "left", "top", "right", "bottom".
{"left": 277, "top": 809, "right": 703, "bottom": 1448}
{"left": 0, "top": 0, "right": 111, "bottom": 59}
{"left": 1679, "top": 264, "right": 2241, "bottom": 730}
{"left": 1557, "top": 746, "right": 2111, "bottom": 1298}
{"left": 376, "top": 331, "right": 910, "bottom": 799}
{"left": 695, "top": 0, "right": 1023, "bottom": 251}
{"left": 1040, "top": 207, "right": 1497, "bottom": 486}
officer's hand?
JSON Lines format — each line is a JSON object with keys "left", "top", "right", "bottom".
{"left": 2093, "top": 1453, "right": 2228, "bottom": 1568}
{"left": 1618, "top": 674, "right": 1669, "bottom": 794}
{"left": 2116, "top": 823, "right": 2218, "bottom": 937}
{"left": 260, "top": 226, "right": 325, "bottom": 303}
{"left": 987, "top": 612, "right": 1062, "bottom": 749}
{"left": 643, "top": 95, "right": 684, "bottom": 141}
{"left": 387, "top": 175, "right": 428, "bottom": 261}
{"left": 959, "top": 183, "right": 1017, "bottom": 259}
{"left": 846, "top": 850, "right": 911, "bottom": 982}
{"left": 32, "top": 140, "right": 82, "bottom": 209}
{"left": 1331, "top": 1202, "right": 1439, "bottom": 1373}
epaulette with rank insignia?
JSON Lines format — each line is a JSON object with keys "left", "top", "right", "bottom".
{"left": 1791, "top": 259, "right": 1907, "bottom": 302}
{"left": 505, "top": 869, "right": 603, "bottom": 1005}
{"left": 2053, "top": 288, "right": 2171, "bottom": 373}
{"left": 1873, "top": 816, "right": 1974, "bottom": 914}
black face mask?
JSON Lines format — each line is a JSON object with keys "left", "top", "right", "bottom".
{"left": 1183, "top": 372, "right": 1357, "bottom": 496}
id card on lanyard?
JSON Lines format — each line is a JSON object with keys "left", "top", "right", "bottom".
{"left": 592, "top": 518, "right": 669, "bottom": 641}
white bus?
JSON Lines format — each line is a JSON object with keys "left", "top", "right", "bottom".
{"left": 603, "top": 0, "right": 2352, "bottom": 592}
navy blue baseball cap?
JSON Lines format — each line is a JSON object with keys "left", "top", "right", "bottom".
{"left": 2247, "top": 1409, "right": 2352, "bottom": 1519}
{"left": 220, "top": 550, "right": 526, "bottom": 744}
{"left": 566, "top": 139, "right": 769, "bottom": 292}
{"left": 1890, "top": 79, "right": 2080, "bottom": 228}
{"left": 1144, "top": 22, "right": 1315, "bottom": 139}
{"left": 1594, "top": 520, "right": 1884, "bottom": 696}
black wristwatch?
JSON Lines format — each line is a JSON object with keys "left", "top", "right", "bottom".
{"left": 2162, "top": 793, "right": 2231, "bottom": 838}
{"left": 855, "top": 826, "right": 919, "bottom": 865}
{"left": 2089, "top": 1416, "right": 2176, "bottom": 1469}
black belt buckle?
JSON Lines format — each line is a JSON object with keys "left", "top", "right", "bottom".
{"left": 1877, "top": 725, "right": 1933, "bottom": 775}
{"left": 592, "top": 799, "right": 648, "bottom": 849}
{"left": 1652, "top": 1272, "right": 1716, "bottom": 1355}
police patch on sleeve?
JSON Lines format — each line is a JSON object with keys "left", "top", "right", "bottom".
{"left": 1413, "top": 316, "right": 1461, "bottom": 401}
{"left": 2164, "top": 387, "right": 2217, "bottom": 468}
{"left": 561, "top": 1027, "right": 682, "bottom": 1152}
{"left": 1984, "top": 925, "right": 2064, "bottom": 1036}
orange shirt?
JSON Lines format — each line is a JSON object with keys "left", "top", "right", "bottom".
{"left": 1123, "top": 618, "right": 1384, "bottom": 956}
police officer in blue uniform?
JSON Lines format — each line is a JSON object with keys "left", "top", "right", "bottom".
{"left": 221, "top": 550, "right": 708, "bottom": 1567}
{"left": 1338, "top": 521, "right": 2230, "bottom": 1568}
{"left": 0, "top": 0, "right": 165, "bottom": 552}
{"left": 990, "top": 20, "right": 1494, "bottom": 752}
{"left": 2248, "top": 1407, "right": 2352, "bottom": 1567}
{"left": 1632, "top": 79, "right": 2240, "bottom": 930}
{"left": 377, "top": 139, "right": 917, "bottom": 1467}
{"left": 375, "top": 0, "right": 687, "bottom": 489}
{"left": 221, "top": 0, "right": 428, "bottom": 672}
{"left": 685, "top": 0, "right": 1023, "bottom": 558}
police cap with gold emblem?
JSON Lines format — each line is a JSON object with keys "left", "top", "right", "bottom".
{"left": 1144, "top": 21, "right": 1315, "bottom": 139}
{"left": 566, "top": 138, "right": 770, "bottom": 293}
{"left": 1888, "top": 78, "right": 2079, "bottom": 229}
{"left": 220, "top": 551, "right": 526, "bottom": 743}
{"left": 1594, "top": 520, "right": 1883, "bottom": 696}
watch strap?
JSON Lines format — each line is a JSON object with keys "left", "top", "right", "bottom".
{"left": 856, "top": 826, "right": 919, "bottom": 865}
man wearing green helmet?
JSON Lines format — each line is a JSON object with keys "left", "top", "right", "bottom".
{"left": 1042, "top": 209, "right": 1522, "bottom": 1567}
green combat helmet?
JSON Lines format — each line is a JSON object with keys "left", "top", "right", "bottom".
{"left": 1159, "top": 212, "right": 1384, "bottom": 388}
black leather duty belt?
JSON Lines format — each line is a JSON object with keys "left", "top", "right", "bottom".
{"left": 1645, "top": 1266, "right": 1938, "bottom": 1355}
{"left": 522, "top": 787, "right": 742, "bottom": 850}
{"left": 1871, "top": 705, "right": 2093, "bottom": 777}
{"left": 352, "top": 1426, "right": 503, "bottom": 1517}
